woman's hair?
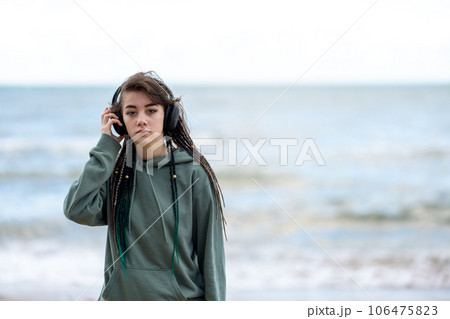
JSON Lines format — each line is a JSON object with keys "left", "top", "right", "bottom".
{"left": 109, "top": 71, "right": 225, "bottom": 272}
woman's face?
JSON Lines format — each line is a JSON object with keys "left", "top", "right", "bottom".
{"left": 121, "top": 90, "right": 165, "bottom": 146}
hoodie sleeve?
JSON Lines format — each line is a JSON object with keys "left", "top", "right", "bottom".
{"left": 63, "top": 134, "right": 121, "bottom": 226}
{"left": 192, "top": 170, "right": 226, "bottom": 301}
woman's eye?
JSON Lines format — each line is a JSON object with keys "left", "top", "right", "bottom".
{"left": 126, "top": 111, "right": 136, "bottom": 116}
{"left": 147, "top": 109, "right": 157, "bottom": 113}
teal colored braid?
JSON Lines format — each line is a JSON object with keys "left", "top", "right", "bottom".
{"left": 109, "top": 137, "right": 135, "bottom": 276}
{"left": 168, "top": 141, "right": 180, "bottom": 274}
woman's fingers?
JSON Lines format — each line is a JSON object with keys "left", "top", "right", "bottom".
{"left": 106, "top": 113, "right": 120, "bottom": 124}
{"left": 101, "top": 107, "right": 123, "bottom": 137}
{"left": 101, "top": 107, "right": 116, "bottom": 117}
{"left": 101, "top": 107, "right": 125, "bottom": 142}
{"left": 108, "top": 118, "right": 123, "bottom": 128}
{"left": 102, "top": 108, "right": 118, "bottom": 122}
{"left": 101, "top": 108, "right": 110, "bottom": 125}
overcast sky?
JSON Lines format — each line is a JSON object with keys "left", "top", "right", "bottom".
{"left": 1, "top": 0, "right": 449, "bottom": 85}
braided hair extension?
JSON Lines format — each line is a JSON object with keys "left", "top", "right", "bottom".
{"left": 109, "top": 136, "right": 135, "bottom": 274}
{"left": 168, "top": 141, "right": 180, "bottom": 274}
{"left": 170, "top": 117, "right": 227, "bottom": 239}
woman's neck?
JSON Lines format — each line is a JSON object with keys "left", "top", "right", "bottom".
{"left": 135, "top": 137, "right": 168, "bottom": 161}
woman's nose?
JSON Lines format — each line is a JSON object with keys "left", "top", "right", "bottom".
{"left": 136, "top": 114, "right": 147, "bottom": 126}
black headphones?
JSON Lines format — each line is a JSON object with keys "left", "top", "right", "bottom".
{"left": 110, "top": 83, "right": 180, "bottom": 137}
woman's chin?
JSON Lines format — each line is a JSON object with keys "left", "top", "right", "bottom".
{"left": 131, "top": 136, "right": 146, "bottom": 145}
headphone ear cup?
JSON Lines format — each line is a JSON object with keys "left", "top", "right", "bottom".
{"left": 111, "top": 85, "right": 127, "bottom": 136}
{"left": 113, "top": 111, "right": 127, "bottom": 136}
{"left": 164, "top": 104, "right": 180, "bottom": 135}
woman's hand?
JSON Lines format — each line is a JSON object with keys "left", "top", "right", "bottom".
{"left": 101, "top": 107, "right": 125, "bottom": 143}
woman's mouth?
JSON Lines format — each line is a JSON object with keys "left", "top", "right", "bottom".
{"left": 136, "top": 129, "right": 151, "bottom": 135}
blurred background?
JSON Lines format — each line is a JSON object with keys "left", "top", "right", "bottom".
{"left": 0, "top": 0, "right": 449, "bottom": 300}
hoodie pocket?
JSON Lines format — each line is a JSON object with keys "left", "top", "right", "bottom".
{"left": 101, "top": 268, "right": 186, "bottom": 301}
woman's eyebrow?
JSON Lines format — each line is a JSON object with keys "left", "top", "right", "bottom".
{"left": 124, "top": 103, "right": 158, "bottom": 109}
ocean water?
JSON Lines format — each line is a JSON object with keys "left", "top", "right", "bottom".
{"left": 0, "top": 84, "right": 449, "bottom": 300}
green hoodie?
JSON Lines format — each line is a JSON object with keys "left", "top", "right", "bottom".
{"left": 63, "top": 134, "right": 226, "bottom": 301}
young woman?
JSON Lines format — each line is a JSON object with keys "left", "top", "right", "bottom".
{"left": 64, "top": 71, "right": 226, "bottom": 301}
